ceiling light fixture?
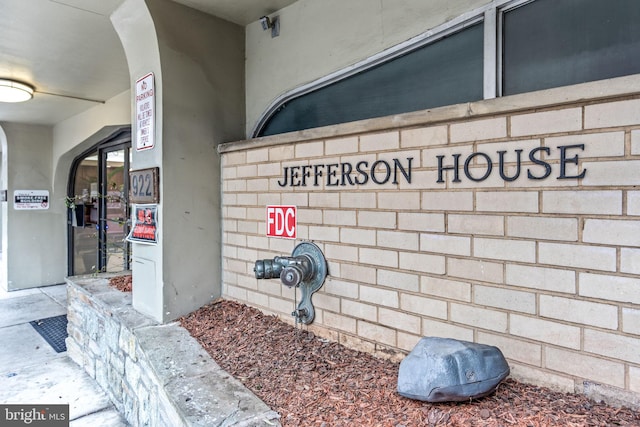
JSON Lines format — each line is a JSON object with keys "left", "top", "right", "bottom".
{"left": 0, "top": 79, "right": 34, "bottom": 103}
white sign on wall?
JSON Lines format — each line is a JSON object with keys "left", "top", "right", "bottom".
{"left": 135, "top": 72, "right": 155, "bottom": 151}
{"left": 14, "top": 190, "right": 49, "bottom": 210}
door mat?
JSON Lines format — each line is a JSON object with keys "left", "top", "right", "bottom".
{"left": 30, "top": 315, "right": 68, "bottom": 353}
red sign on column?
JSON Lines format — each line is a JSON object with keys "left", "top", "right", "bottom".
{"left": 266, "top": 205, "right": 297, "bottom": 239}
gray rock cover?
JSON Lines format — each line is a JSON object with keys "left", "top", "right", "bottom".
{"left": 397, "top": 337, "right": 510, "bottom": 402}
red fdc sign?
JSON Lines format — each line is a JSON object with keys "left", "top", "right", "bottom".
{"left": 266, "top": 205, "right": 297, "bottom": 239}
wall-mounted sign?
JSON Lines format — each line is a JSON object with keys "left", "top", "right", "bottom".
{"left": 277, "top": 158, "right": 413, "bottom": 187}
{"left": 126, "top": 204, "right": 158, "bottom": 244}
{"left": 266, "top": 205, "right": 296, "bottom": 239}
{"left": 129, "top": 167, "right": 159, "bottom": 203}
{"left": 135, "top": 72, "right": 155, "bottom": 151}
{"left": 276, "top": 143, "right": 588, "bottom": 187}
{"left": 14, "top": 190, "right": 49, "bottom": 210}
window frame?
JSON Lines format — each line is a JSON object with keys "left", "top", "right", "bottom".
{"left": 252, "top": 8, "right": 489, "bottom": 137}
{"left": 253, "top": 0, "right": 640, "bottom": 138}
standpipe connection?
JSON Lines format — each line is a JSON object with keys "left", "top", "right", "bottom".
{"left": 254, "top": 242, "right": 327, "bottom": 324}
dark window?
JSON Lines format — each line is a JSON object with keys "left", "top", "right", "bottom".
{"left": 258, "top": 22, "right": 484, "bottom": 137}
{"left": 502, "top": 0, "right": 640, "bottom": 95}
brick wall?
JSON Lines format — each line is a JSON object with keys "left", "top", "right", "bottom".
{"left": 220, "top": 96, "right": 640, "bottom": 408}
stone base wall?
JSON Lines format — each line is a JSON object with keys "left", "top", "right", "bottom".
{"left": 65, "top": 276, "right": 280, "bottom": 427}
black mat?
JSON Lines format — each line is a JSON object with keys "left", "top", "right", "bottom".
{"left": 30, "top": 315, "right": 68, "bottom": 353}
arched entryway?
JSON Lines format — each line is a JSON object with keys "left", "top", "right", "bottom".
{"left": 67, "top": 130, "right": 132, "bottom": 275}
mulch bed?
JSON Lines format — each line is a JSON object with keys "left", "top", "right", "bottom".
{"left": 109, "top": 274, "right": 132, "bottom": 292}
{"left": 180, "top": 299, "right": 640, "bottom": 427}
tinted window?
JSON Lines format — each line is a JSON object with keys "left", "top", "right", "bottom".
{"left": 502, "top": 0, "right": 640, "bottom": 95}
{"left": 259, "top": 23, "right": 484, "bottom": 137}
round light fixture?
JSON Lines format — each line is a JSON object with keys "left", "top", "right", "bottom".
{"left": 0, "top": 79, "right": 34, "bottom": 103}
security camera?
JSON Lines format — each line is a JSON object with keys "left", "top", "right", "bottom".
{"left": 259, "top": 15, "right": 280, "bottom": 37}
{"left": 260, "top": 16, "right": 271, "bottom": 30}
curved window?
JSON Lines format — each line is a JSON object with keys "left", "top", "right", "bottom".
{"left": 255, "top": 0, "right": 640, "bottom": 138}
{"left": 256, "top": 22, "right": 484, "bottom": 137}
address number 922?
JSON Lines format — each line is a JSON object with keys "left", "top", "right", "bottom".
{"left": 129, "top": 167, "right": 159, "bottom": 203}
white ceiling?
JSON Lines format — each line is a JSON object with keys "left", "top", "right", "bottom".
{"left": 174, "top": 0, "right": 297, "bottom": 25}
{"left": 0, "top": 0, "right": 296, "bottom": 126}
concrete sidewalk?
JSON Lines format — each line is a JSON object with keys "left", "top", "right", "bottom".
{"left": 0, "top": 284, "right": 128, "bottom": 426}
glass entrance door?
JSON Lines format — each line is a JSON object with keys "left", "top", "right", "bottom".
{"left": 68, "top": 134, "right": 131, "bottom": 275}
{"left": 101, "top": 147, "right": 131, "bottom": 273}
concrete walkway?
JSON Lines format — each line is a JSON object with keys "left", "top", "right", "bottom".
{"left": 0, "top": 284, "right": 128, "bottom": 426}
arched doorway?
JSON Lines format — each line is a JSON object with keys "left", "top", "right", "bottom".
{"left": 67, "top": 130, "right": 132, "bottom": 275}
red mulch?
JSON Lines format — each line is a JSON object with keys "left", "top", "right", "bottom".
{"left": 180, "top": 300, "right": 640, "bottom": 427}
{"left": 108, "top": 274, "right": 132, "bottom": 292}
